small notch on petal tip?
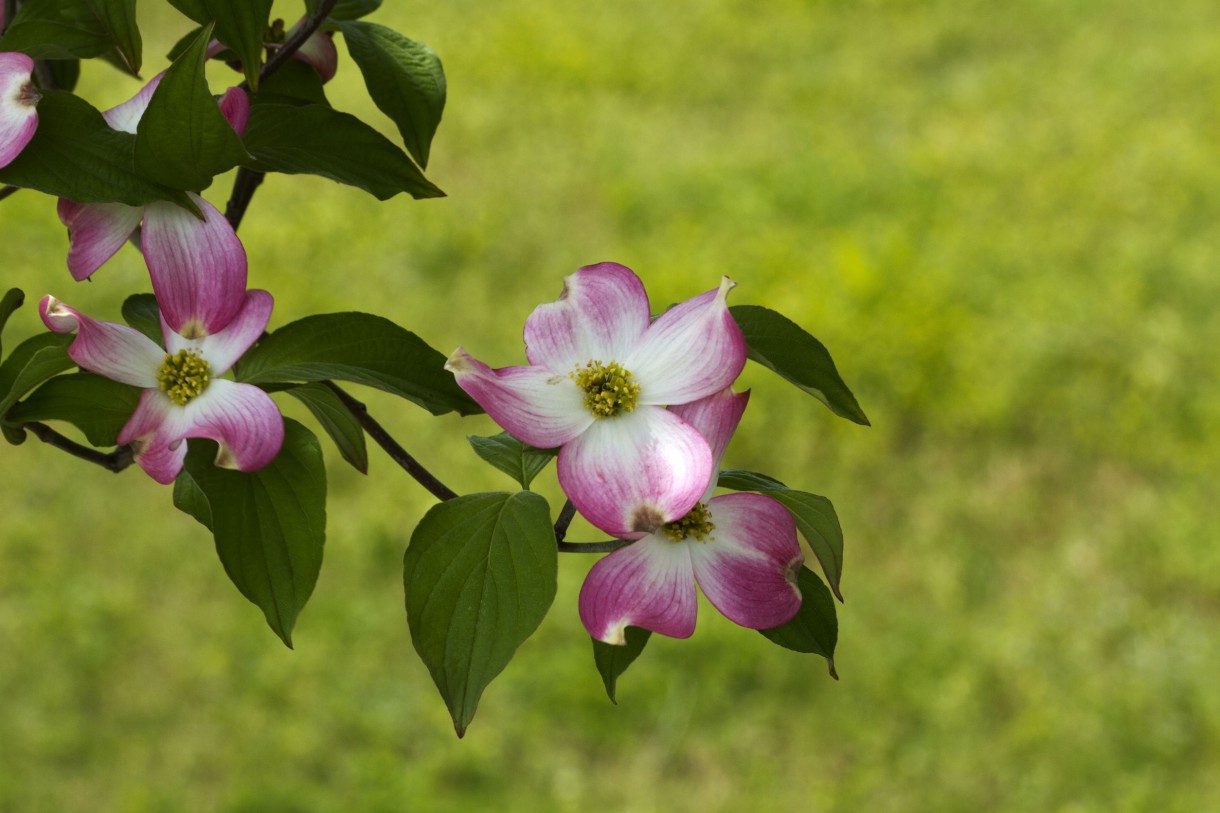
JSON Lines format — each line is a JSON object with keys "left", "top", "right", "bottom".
{"left": 214, "top": 444, "right": 239, "bottom": 470}
{"left": 444, "top": 347, "right": 470, "bottom": 373}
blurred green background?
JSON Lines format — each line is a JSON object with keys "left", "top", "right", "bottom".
{"left": 3, "top": 0, "right": 1219, "bottom": 810}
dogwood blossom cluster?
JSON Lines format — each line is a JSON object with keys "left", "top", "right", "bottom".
{"left": 448, "top": 263, "right": 806, "bottom": 644}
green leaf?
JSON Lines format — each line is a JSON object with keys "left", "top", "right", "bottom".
{"left": 308, "top": 0, "right": 382, "bottom": 20}
{"left": 85, "top": 0, "right": 140, "bottom": 72}
{"left": 235, "top": 311, "right": 480, "bottom": 416}
{"left": 592, "top": 626, "right": 651, "bottom": 704}
{"left": 0, "top": 91, "right": 189, "bottom": 207}
{"left": 404, "top": 491, "right": 557, "bottom": 737}
{"left": 5, "top": 372, "right": 139, "bottom": 446}
{"left": 242, "top": 102, "right": 444, "bottom": 200}
{"left": 284, "top": 382, "right": 368, "bottom": 474}
{"left": 337, "top": 20, "right": 445, "bottom": 168}
{"left": 167, "top": 0, "right": 273, "bottom": 90}
{"left": 176, "top": 419, "right": 327, "bottom": 647}
{"left": 46, "top": 58, "right": 81, "bottom": 90}
{"left": 257, "top": 59, "right": 329, "bottom": 106}
{"left": 759, "top": 567, "right": 838, "bottom": 679}
{"left": 1, "top": 0, "right": 115, "bottom": 60}
{"left": 0, "top": 288, "right": 24, "bottom": 359}
{"left": 173, "top": 466, "right": 213, "bottom": 530}
{"left": 0, "top": 333, "right": 74, "bottom": 426}
{"left": 718, "top": 469, "right": 845, "bottom": 602}
{"left": 730, "top": 305, "right": 869, "bottom": 426}
{"left": 135, "top": 23, "right": 249, "bottom": 192}
{"left": 467, "top": 432, "right": 555, "bottom": 489}
{"left": 120, "top": 293, "right": 163, "bottom": 345}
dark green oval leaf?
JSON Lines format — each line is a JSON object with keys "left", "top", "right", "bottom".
{"left": 167, "top": 0, "right": 272, "bottom": 90}
{"left": 309, "top": 0, "right": 381, "bottom": 21}
{"left": 135, "top": 23, "right": 249, "bottom": 192}
{"left": 718, "top": 469, "right": 844, "bottom": 602}
{"left": 759, "top": 567, "right": 838, "bottom": 679}
{"left": 0, "top": 332, "right": 74, "bottom": 424}
{"left": 0, "top": 91, "right": 189, "bottom": 206}
{"left": 337, "top": 20, "right": 445, "bottom": 168}
{"left": 0, "top": 288, "right": 24, "bottom": 358}
{"left": 257, "top": 59, "right": 330, "bottom": 106}
{"left": 592, "top": 626, "right": 651, "bottom": 704}
{"left": 404, "top": 491, "right": 557, "bottom": 737}
{"left": 120, "top": 293, "right": 163, "bottom": 344}
{"left": 235, "top": 311, "right": 480, "bottom": 416}
{"left": 176, "top": 419, "right": 327, "bottom": 647}
{"left": 5, "top": 371, "right": 139, "bottom": 446}
{"left": 730, "top": 304, "right": 869, "bottom": 426}
{"left": 1, "top": 0, "right": 112, "bottom": 60}
{"left": 86, "top": 0, "right": 140, "bottom": 72}
{"left": 242, "top": 102, "right": 444, "bottom": 200}
{"left": 285, "top": 382, "right": 368, "bottom": 474}
{"left": 467, "top": 432, "right": 555, "bottom": 489}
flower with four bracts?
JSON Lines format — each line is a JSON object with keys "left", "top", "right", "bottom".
{"left": 446, "top": 262, "right": 748, "bottom": 537}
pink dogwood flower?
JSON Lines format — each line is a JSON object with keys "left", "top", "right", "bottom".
{"left": 579, "top": 388, "right": 805, "bottom": 644}
{"left": 0, "top": 51, "right": 39, "bottom": 168}
{"left": 57, "top": 73, "right": 250, "bottom": 334}
{"left": 39, "top": 289, "right": 284, "bottom": 484}
{"left": 446, "top": 262, "right": 748, "bottom": 536}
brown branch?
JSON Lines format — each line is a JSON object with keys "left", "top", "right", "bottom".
{"left": 557, "top": 539, "right": 633, "bottom": 554}
{"left": 21, "top": 422, "right": 134, "bottom": 472}
{"left": 251, "top": 0, "right": 338, "bottom": 90}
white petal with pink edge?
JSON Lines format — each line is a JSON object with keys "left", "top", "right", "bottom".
{"left": 0, "top": 52, "right": 39, "bottom": 169}
{"left": 558, "top": 406, "right": 712, "bottom": 538}
{"left": 194, "top": 290, "right": 273, "bottom": 375}
{"left": 523, "top": 262, "right": 651, "bottom": 372}
{"left": 102, "top": 72, "right": 164, "bottom": 133}
{"left": 628, "top": 277, "right": 746, "bottom": 406}
{"left": 670, "top": 387, "right": 750, "bottom": 502}
{"left": 578, "top": 535, "right": 698, "bottom": 644}
{"left": 118, "top": 389, "right": 188, "bottom": 484}
{"left": 688, "top": 492, "right": 804, "bottom": 630}
{"left": 39, "top": 296, "right": 163, "bottom": 387}
{"left": 57, "top": 199, "right": 144, "bottom": 281}
{"left": 179, "top": 379, "right": 284, "bottom": 472}
{"left": 446, "top": 348, "right": 592, "bottom": 448}
{"left": 142, "top": 193, "right": 247, "bottom": 336}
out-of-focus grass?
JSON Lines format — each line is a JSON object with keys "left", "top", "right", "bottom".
{"left": 2, "top": 0, "right": 1219, "bottom": 811}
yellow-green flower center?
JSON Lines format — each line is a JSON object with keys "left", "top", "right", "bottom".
{"left": 571, "top": 360, "right": 641, "bottom": 418}
{"left": 662, "top": 502, "right": 715, "bottom": 543}
{"left": 157, "top": 349, "right": 211, "bottom": 406}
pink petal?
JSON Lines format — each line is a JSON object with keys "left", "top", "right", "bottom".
{"left": 689, "top": 492, "right": 804, "bottom": 630}
{"left": 578, "top": 535, "right": 698, "bottom": 643}
{"left": 193, "top": 289, "right": 273, "bottom": 375}
{"left": 57, "top": 199, "right": 144, "bottom": 281}
{"left": 179, "top": 379, "right": 284, "bottom": 472}
{"left": 292, "top": 30, "right": 338, "bottom": 83}
{"left": 102, "top": 72, "right": 164, "bottom": 134}
{"left": 39, "top": 295, "right": 163, "bottom": 387}
{"left": 445, "top": 347, "right": 592, "bottom": 448}
{"left": 558, "top": 406, "right": 712, "bottom": 539}
{"left": 218, "top": 87, "right": 250, "bottom": 136}
{"left": 523, "top": 262, "right": 651, "bottom": 373}
{"left": 141, "top": 193, "right": 247, "bottom": 337}
{"left": 670, "top": 387, "right": 750, "bottom": 501}
{"left": 0, "top": 52, "right": 39, "bottom": 169}
{"left": 628, "top": 277, "right": 746, "bottom": 406}
{"left": 119, "top": 389, "right": 187, "bottom": 484}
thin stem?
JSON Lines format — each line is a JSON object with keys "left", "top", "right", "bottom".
{"left": 557, "top": 539, "right": 633, "bottom": 554}
{"left": 321, "top": 381, "right": 458, "bottom": 501}
{"left": 554, "top": 499, "right": 577, "bottom": 542}
{"left": 0, "top": 186, "right": 19, "bottom": 203}
{"left": 252, "top": 0, "right": 337, "bottom": 89}
{"left": 224, "top": 167, "right": 265, "bottom": 230}
{"left": 21, "top": 422, "right": 134, "bottom": 472}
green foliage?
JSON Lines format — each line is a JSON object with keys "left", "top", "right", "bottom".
{"left": 591, "top": 626, "right": 651, "bottom": 704}
{"left": 0, "top": 289, "right": 23, "bottom": 358}
{"left": 134, "top": 23, "right": 248, "bottom": 192}
{"left": 731, "top": 304, "right": 869, "bottom": 426}
{"left": 119, "top": 293, "right": 162, "bottom": 344}
{"left": 166, "top": 0, "right": 271, "bottom": 90}
{"left": 467, "top": 431, "right": 555, "bottom": 489}
{"left": 0, "top": 0, "right": 141, "bottom": 71}
{"left": 284, "top": 382, "right": 369, "bottom": 474}
{"left": 174, "top": 419, "right": 327, "bottom": 647}
{"left": 0, "top": 92, "right": 189, "bottom": 207}
{"left": 309, "top": 0, "right": 382, "bottom": 21}
{"left": 236, "top": 311, "right": 480, "bottom": 416}
{"left": 758, "top": 567, "right": 838, "bottom": 678}
{"left": 5, "top": 372, "right": 139, "bottom": 446}
{"left": 0, "top": 332, "right": 74, "bottom": 429}
{"left": 337, "top": 20, "right": 445, "bottom": 168}
{"left": 404, "top": 491, "right": 557, "bottom": 736}
{"left": 242, "top": 102, "right": 444, "bottom": 200}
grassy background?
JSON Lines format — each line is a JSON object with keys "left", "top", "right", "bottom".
{"left": 3, "top": 0, "right": 1219, "bottom": 810}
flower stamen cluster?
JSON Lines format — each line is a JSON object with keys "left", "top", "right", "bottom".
{"left": 157, "top": 349, "right": 211, "bottom": 406}
{"left": 662, "top": 502, "right": 716, "bottom": 542}
{"left": 571, "top": 360, "right": 641, "bottom": 418}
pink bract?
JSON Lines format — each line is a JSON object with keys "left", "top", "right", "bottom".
{"left": 0, "top": 52, "right": 39, "bottom": 169}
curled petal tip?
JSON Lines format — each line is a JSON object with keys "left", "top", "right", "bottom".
{"left": 444, "top": 347, "right": 471, "bottom": 373}
{"left": 39, "top": 295, "right": 77, "bottom": 333}
{"left": 717, "top": 276, "right": 736, "bottom": 300}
